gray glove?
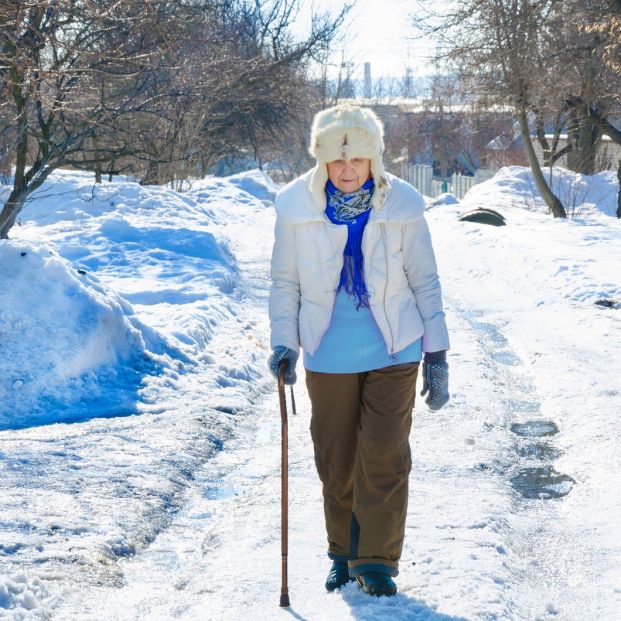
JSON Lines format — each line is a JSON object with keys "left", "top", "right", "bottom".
{"left": 268, "top": 346, "right": 298, "bottom": 385}
{"left": 421, "top": 350, "right": 449, "bottom": 410}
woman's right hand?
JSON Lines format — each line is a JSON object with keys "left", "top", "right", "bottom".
{"left": 268, "top": 346, "right": 298, "bottom": 385}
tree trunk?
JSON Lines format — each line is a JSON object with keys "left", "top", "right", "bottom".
{"left": 534, "top": 108, "right": 552, "bottom": 166}
{"left": 0, "top": 192, "right": 25, "bottom": 239}
{"left": 92, "top": 135, "right": 102, "bottom": 183}
{"left": 141, "top": 160, "right": 160, "bottom": 185}
{"left": 567, "top": 110, "right": 600, "bottom": 175}
{"left": 617, "top": 159, "right": 621, "bottom": 219}
{"left": 517, "top": 108, "right": 566, "bottom": 218}
{"left": 1, "top": 82, "right": 29, "bottom": 238}
{"left": 0, "top": 146, "right": 26, "bottom": 239}
{"left": 0, "top": 151, "right": 10, "bottom": 183}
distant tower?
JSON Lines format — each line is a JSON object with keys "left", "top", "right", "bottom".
{"left": 364, "top": 63, "right": 372, "bottom": 99}
{"left": 404, "top": 67, "right": 413, "bottom": 98}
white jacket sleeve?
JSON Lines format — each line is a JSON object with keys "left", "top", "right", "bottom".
{"left": 402, "top": 215, "right": 450, "bottom": 353}
{"left": 269, "top": 203, "right": 301, "bottom": 354}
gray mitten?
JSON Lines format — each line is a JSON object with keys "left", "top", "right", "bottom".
{"left": 420, "top": 350, "right": 449, "bottom": 410}
{"left": 268, "top": 346, "right": 298, "bottom": 385}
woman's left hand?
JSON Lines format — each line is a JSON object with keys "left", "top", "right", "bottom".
{"left": 420, "top": 352, "right": 449, "bottom": 410}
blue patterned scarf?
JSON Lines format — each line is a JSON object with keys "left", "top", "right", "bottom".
{"left": 325, "top": 178, "right": 374, "bottom": 309}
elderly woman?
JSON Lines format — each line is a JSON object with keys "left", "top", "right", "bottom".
{"left": 268, "top": 104, "right": 450, "bottom": 597}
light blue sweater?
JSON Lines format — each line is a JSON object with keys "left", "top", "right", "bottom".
{"left": 303, "top": 289, "right": 422, "bottom": 373}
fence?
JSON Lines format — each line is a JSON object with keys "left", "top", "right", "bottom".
{"left": 401, "top": 164, "right": 496, "bottom": 200}
{"left": 402, "top": 164, "right": 434, "bottom": 197}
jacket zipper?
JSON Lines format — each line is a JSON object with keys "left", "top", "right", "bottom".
{"left": 381, "top": 223, "right": 396, "bottom": 357}
{"left": 314, "top": 220, "right": 396, "bottom": 358}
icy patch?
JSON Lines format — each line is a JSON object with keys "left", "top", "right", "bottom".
{"left": 510, "top": 421, "right": 559, "bottom": 437}
{"left": 510, "top": 467, "right": 576, "bottom": 499}
{"left": 515, "top": 443, "right": 561, "bottom": 460}
{"left": 461, "top": 312, "right": 522, "bottom": 366}
{"left": 505, "top": 399, "right": 541, "bottom": 413}
{"left": 203, "top": 481, "right": 237, "bottom": 500}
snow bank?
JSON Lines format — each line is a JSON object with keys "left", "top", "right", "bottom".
{"left": 179, "top": 168, "right": 280, "bottom": 205}
{"left": 427, "top": 192, "right": 460, "bottom": 208}
{"left": 12, "top": 168, "right": 242, "bottom": 353}
{"left": 0, "top": 574, "right": 49, "bottom": 618}
{"left": 463, "top": 166, "right": 618, "bottom": 217}
{"left": 0, "top": 168, "right": 262, "bottom": 428}
{"left": 188, "top": 172, "right": 279, "bottom": 211}
{"left": 224, "top": 168, "right": 280, "bottom": 202}
{"left": 0, "top": 240, "right": 148, "bottom": 427}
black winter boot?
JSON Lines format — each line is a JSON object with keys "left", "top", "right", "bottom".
{"left": 356, "top": 572, "right": 397, "bottom": 596}
{"left": 325, "top": 560, "right": 355, "bottom": 592}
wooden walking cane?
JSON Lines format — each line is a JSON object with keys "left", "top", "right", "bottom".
{"left": 278, "top": 360, "right": 291, "bottom": 607}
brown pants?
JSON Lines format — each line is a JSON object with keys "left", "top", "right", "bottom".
{"left": 305, "top": 362, "right": 419, "bottom": 577}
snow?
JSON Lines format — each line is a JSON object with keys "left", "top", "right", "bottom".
{"left": 427, "top": 192, "right": 460, "bottom": 207}
{"left": 0, "top": 575, "right": 49, "bottom": 617}
{"left": 1, "top": 165, "right": 620, "bottom": 620}
{"left": 463, "top": 165, "right": 618, "bottom": 218}
{"left": 222, "top": 169, "right": 280, "bottom": 203}
{"left": 0, "top": 241, "right": 150, "bottom": 428}
{"left": 185, "top": 168, "right": 280, "bottom": 204}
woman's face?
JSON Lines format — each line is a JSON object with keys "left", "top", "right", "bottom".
{"left": 327, "top": 158, "right": 371, "bottom": 193}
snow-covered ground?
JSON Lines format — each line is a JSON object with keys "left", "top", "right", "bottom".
{"left": 1, "top": 166, "right": 620, "bottom": 620}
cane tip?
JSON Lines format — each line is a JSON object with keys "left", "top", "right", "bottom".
{"left": 279, "top": 593, "right": 290, "bottom": 608}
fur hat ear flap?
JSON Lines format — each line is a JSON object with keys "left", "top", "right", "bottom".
{"left": 370, "top": 159, "right": 389, "bottom": 210}
{"left": 308, "top": 104, "right": 390, "bottom": 210}
{"left": 310, "top": 164, "right": 329, "bottom": 211}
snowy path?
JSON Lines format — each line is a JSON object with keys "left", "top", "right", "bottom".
{"left": 51, "top": 287, "right": 617, "bottom": 620}
{"left": 50, "top": 292, "right": 603, "bottom": 621}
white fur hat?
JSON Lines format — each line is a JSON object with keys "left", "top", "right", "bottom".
{"left": 308, "top": 104, "right": 390, "bottom": 210}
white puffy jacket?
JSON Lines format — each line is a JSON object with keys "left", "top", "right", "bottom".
{"left": 269, "top": 168, "right": 449, "bottom": 357}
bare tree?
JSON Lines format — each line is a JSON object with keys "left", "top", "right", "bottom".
{"left": 0, "top": 1, "right": 198, "bottom": 237}
{"left": 412, "top": 0, "right": 621, "bottom": 217}
{"left": 0, "top": 0, "right": 350, "bottom": 238}
{"left": 585, "top": 0, "right": 621, "bottom": 75}
{"left": 565, "top": 0, "right": 621, "bottom": 217}
{"left": 184, "top": 0, "right": 350, "bottom": 178}
{"left": 412, "top": 0, "right": 567, "bottom": 217}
